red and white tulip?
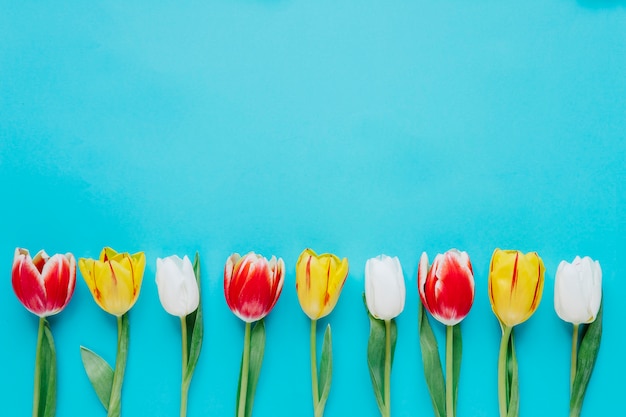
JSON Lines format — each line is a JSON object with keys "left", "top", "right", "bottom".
{"left": 418, "top": 249, "right": 474, "bottom": 326}
{"left": 224, "top": 252, "right": 284, "bottom": 322}
{"left": 12, "top": 248, "right": 76, "bottom": 317}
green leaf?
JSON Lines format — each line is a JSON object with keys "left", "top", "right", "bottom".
{"left": 417, "top": 302, "right": 446, "bottom": 417}
{"left": 80, "top": 346, "right": 114, "bottom": 411}
{"left": 316, "top": 324, "right": 333, "bottom": 416}
{"left": 184, "top": 252, "right": 204, "bottom": 384}
{"left": 505, "top": 329, "right": 519, "bottom": 417}
{"left": 451, "top": 323, "right": 462, "bottom": 416}
{"left": 366, "top": 302, "right": 385, "bottom": 413}
{"left": 236, "top": 320, "right": 266, "bottom": 417}
{"left": 364, "top": 295, "right": 397, "bottom": 416}
{"left": 246, "top": 320, "right": 266, "bottom": 417}
{"left": 37, "top": 319, "right": 57, "bottom": 417}
{"left": 570, "top": 302, "right": 603, "bottom": 417}
{"left": 390, "top": 318, "right": 398, "bottom": 367}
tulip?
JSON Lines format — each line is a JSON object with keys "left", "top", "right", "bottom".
{"left": 156, "top": 255, "right": 199, "bottom": 317}
{"left": 296, "top": 248, "right": 349, "bottom": 320}
{"left": 12, "top": 248, "right": 76, "bottom": 417}
{"left": 78, "top": 247, "right": 146, "bottom": 317}
{"left": 365, "top": 255, "right": 406, "bottom": 320}
{"left": 417, "top": 250, "right": 474, "bottom": 417}
{"left": 78, "top": 247, "right": 146, "bottom": 417}
{"left": 554, "top": 256, "right": 602, "bottom": 410}
{"left": 364, "top": 255, "right": 405, "bottom": 417}
{"left": 488, "top": 249, "right": 545, "bottom": 328}
{"left": 224, "top": 252, "right": 284, "bottom": 323}
{"left": 488, "top": 248, "right": 545, "bottom": 417}
{"left": 224, "top": 252, "right": 284, "bottom": 417}
{"left": 156, "top": 254, "right": 203, "bottom": 417}
{"left": 554, "top": 256, "right": 602, "bottom": 325}
{"left": 418, "top": 250, "right": 474, "bottom": 326}
{"left": 295, "top": 248, "right": 349, "bottom": 417}
{"left": 12, "top": 248, "right": 76, "bottom": 317}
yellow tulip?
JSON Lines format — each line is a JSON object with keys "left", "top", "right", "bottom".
{"left": 488, "top": 248, "right": 545, "bottom": 327}
{"left": 296, "top": 248, "right": 349, "bottom": 320}
{"left": 79, "top": 247, "right": 146, "bottom": 316}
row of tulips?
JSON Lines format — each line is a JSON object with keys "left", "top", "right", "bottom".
{"left": 12, "top": 247, "right": 602, "bottom": 417}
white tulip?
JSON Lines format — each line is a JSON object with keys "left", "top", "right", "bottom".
{"left": 554, "top": 256, "right": 602, "bottom": 324}
{"left": 156, "top": 255, "right": 200, "bottom": 317}
{"left": 365, "top": 255, "right": 406, "bottom": 320}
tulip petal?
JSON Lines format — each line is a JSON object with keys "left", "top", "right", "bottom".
{"left": 12, "top": 249, "right": 47, "bottom": 316}
{"left": 589, "top": 260, "right": 602, "bottom": 320}
{"left": 266, "top": 257, "right": 285, "bottom": 312}
{"left": 308, "top": 255, "right": 333, "bottom": 318}
{"left": 322, "top": 256, "right": 349, "bottom": 318}
{"left": 224, "top": 253, "right": 241, "bottom": 310}
{"left": 181, "top": 255, "right": 200, "bottom": 314}
{"left": 130, "top": 251, "right": 146, "bottom": 289}
{"left": 91, "top": 258, "right": 131, "bottom": 316}
{"left": 32, "top": 250, "right": 50, "bottom": 273}
{"left": 417, "top": 252, "right": 430, "bottom": 307}
{"left": 557, "top": 262, "right": 589, "bottom": 323}
{"left": 236, "top": 261, "right": 273, "bottom": 321}
{"left": 41, "top": 254, "right": 76, "bottom": 315}
{"left": 101, "top": 247, "right": 118, "bottom": 262}
{"left": 78, "top": 257, "right": 97, "bottom": 298}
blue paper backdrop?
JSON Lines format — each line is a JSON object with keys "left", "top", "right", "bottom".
{"left": 1, "top": 1, "right": 625, "bottom": 416}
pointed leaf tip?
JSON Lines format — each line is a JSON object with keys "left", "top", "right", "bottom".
{"left": 80, "top": 346, "right": 114, "bottom": 411}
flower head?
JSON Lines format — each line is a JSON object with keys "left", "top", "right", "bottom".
{"left": 156, "top": 255, "right": 199, "bottom": 317}
{"left": 554, "top": 256, "right": 602, "bottom": 324}
{"left": 224, "top": 252, "right": 284, "bottom": 322}
{"left": 12, "top": 248, "right": 76, "bottom": 317}
{"left": 78, "top": 247, "right": 146, "bottom": 316}
{"left": 295, "top": 248, "right": 349, "bottom": 320}
{"left": 365, "top": 254, "right": 406, "bottom": 320}
{"left": 418, "top": 249, "right": 474, "bottom": 326}
{"left": 488, "top": 249, "right": 544, "bottom": 327}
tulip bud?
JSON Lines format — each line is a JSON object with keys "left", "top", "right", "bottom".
{"left": 365, "top": 254, "right": 406, "bottom": 320}
{"left": 12, "top": 248, "right": 76, "bottom": 317}
{"left": 224, "top": 252, "right": 284, "bottom": 323}
{"left": 296, "top": 248, "right": 349, "bottom": 320}
{"left": 418, "top": 249, "right": 474, "bottom": 326}
{"left": 156, "top": 255, "right": 199, "bottom": 317}
{"left": 488, "top": 249, "right": 545, "bottom": 327}
{"left": 79, "top": 247, "right": 146, "bottom": 316}
{"left": 554, "top": 256, "right": 602, "bottom": 325}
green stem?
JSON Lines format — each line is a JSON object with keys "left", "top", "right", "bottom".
{"left": 108, "top": 314, "right": 129, "bottom": 417}
{"left": 32, "top": 317, "right": 45, "bottom": 417}
{"left": 310, "top": 319, "right": 320, "bottom": 416}
{"left": 383, "top": 319, "right": 391, "bottom": 417}
{"left": 498, "top": 325, "right": 512, "bottom": 417}
{"left": 237, "top": 322, "right": 251, "bottom": 417}
{"left": 181, "top": 316, "right": 189, "bottom": 417}
{"left": 446, "top": 325, "right": 454, "bottom": 417}
{"left": 570, "top": 324, "right": 579, "bottom": 395}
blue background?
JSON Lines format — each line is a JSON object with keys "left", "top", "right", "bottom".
{"left": 1, "top": 1, "right": 625, "bottom": 416}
